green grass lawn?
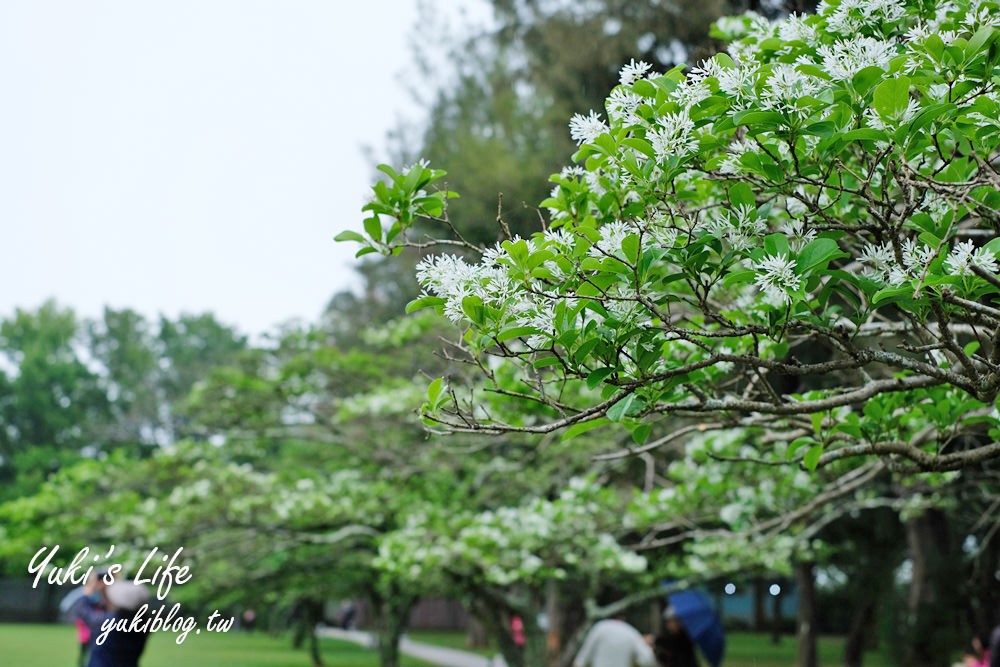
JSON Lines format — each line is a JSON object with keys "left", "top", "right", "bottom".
{"left": 408, "top": 629, "right": 893, "bottom": 667}
{"left": 724, "top": 632, "right": 890, "bottom": 667}
{"left": 1, "top": 624, "right": 434, "bottom": 667}
{"left": 2, "top": 623, "right": 894, "bottom": 667}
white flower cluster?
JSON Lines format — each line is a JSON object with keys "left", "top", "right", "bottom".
{"left": 649, "top": 111, "right": 698, "bottom": 161}
{"left": 569, "top": 110, "right": 609, "bottom": 146}
{"left": 718, "top": 139, "right": 756, "bottom": 175}
{"left": 821, "top": 0, "right": 907, "bottom": 35}
{"left": 619, "top": 58, "right": 654, "bottom": 86}
{"left": 588, "top": 220, "right": 635, "bottom": 259}
{"left": 778, "top": 219, "right": 817, "bottom": 253}
{"left": 859, "top": 239, "right": 939, "bottom": 285}
{"left": 816, "top": 35, "right": 897, "bottom": 80}
{"left": 703, "top": 204, "right": 767, "bottom": 252}
{"left": 570, "top": 60, "right": 657, "bottom": 143}
{"left": 607, "top": 88, "right": 643, "bottom": 126}
{"left": 640, "top": 210, "right": 681, "bottom": 249}
{"left": 778, "top": 13, "right": 817, "bottom": 42}
{"left": 416, "top": 253, "right": 512, "bottom": 323}
{"left": 713, "top": 57, "right": 762, "bottom": 109}
{"left": 760, "top": 64, "right": 823, "bottom": 114}
{"left": 753, "top": 254, "right": 801, "bottom": 306}
{"left": 945, "top": 240, "right": 999, "bottom": 276}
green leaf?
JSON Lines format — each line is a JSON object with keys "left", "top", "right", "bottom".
{"left": 786, "top": 437, "right": 815, "bottom": 462}
{"left": 461, "top": 295, "right": 485, "bottom": 323}
{"left": 908, "top": 103, "right": 956, "bottom": 134}
{"left": 594, "top": 133, "right": 617, "bottom": 156}
{"left": 728, "top": 182, "right": 755, "bottom": 208}
{"left": 925, "top": 34, "right": 945, "bottom": 60}
{"left": 607, "top": 394, "right": 640, "bottom": 422}
{"left": 496, "top": 326, "right": 538, "bottom": 343}
{"left": 796, "top": 64, "right": 829, "bottom": 80}
{"left": 631, "top": 423, "right": 652, "bottom": 445}
{"left": 405, "top": 296, "right": 446, "bottom": 313}
{"left": 621, "top": 234, "right": 640, "bottom": 264}
{"left": 724, "top": 269, "right": 756, "bottom": 287}
{"left": 796, "top": 238, "right": 847, "bottom": 275}
{"left": 363, "top": 216, "right": 383, "bottom": 243}
{"left": 811, "top": 413, "right": 824, "bottom": 437}
{"left": 802, "top": 121, "right": 837, "bottom": 138}
{"left": 803, "top": 444, "right": 824, "bottom": 471}
{"left": 872, "top": 285, "right": 915, "bottom": 306}
{"left": 733, "top": 110, "right": 786, "bottom": 129}
{"left": 872, "top": 76, "right": 912, "bottom": 119}
{"left": 985, "top": 238, "right": 1000, "bottom": 258}
{"left": 764, "top": 233, "right": 790, "bottom": 258}
{"left": 714, "top": 53, "right": 734, "bottom": 68}
{"left": 533, "top": 356, "right": 561, "bottom": 369}
{"left": 427, "top": 377, "right": 445, "bottom": 406}
{"left": 526, "top": 249, "right": 555, "bottom": 271}
{"left": 402, "top": 164, "right": 425, "bottom": 194}
{"left": 333, "top": 230, "right": 367, "bottom": 244}
{"left": 851, "top": 66, "right": 885, "bottom": 96}
{"left": 918, "top": 231, "right": 942, "bottom": 247}
{"left": 562, "top": 418, "right": 612, "bottom": 441}
{"left": 633, "top": 79, "right": 657, "bottom": 98}
{"left": 623, "top": 138, "right": 655, "bottom": 158}
{"left": 376, "top": 164, "right": 398, "bottom": 181}
{"left": 839, "top": 128, "right": 889, "bottom": 142}
{"left": 503, "top": 239, "right": 530, "bottom": 267}
{"left": 587, "top": 367, "right": 615, "bottom": 390}
{"left": 966, "top": 26, "right": 996, "bottom": 61}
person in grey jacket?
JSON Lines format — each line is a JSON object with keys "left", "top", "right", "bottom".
{"left": 574, "top": 615, "right": 657, "bottom": 667}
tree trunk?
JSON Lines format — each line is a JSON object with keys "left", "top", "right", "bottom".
{"left": 904, "top": 509, "right": 959, "bottom": 667}
{"left": 771, "top": 580, "right": 784, "bottom": 645}
{"left": 844, "top": 599, "right": 875, "bottom": 667}
{"left": 558, "top": 618, "right": 594, "bottom": 667}
{"left": 466, "top": 618, "right": 489, "bottom": 649}
{"left": 754, "top": 577, "right": 768, "bottom": 632}
{"left": 522, "top": 614, "right": 548, "bottom": 667}
{"left": 370, "top": 590, "right": 414, "bottom": 667}
{"left": 290, "top": 598, "right": 324, "bottom": 666}
{"left": 545, "top": 581, "right": 564, "bottom": 667}
{"left": 969, "top": 536, "right": 1000, "bottom": 644}
{"left": 471, "top": 596, "right": 536, "bottom": 667}
{"left": 795, "top": 562, "right": 817, "bottom": 667}
{"left": 307, "top": 600, "right": 325, "bottom": 667}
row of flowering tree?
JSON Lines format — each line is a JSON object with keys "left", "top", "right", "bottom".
{"left": 3, "top": 296, "right": 891, "bottom": 665}
{"left": 5, "top": 431, "right": 880, "bottom": 667}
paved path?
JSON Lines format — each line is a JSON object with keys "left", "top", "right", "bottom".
{"left": 318, "top": 627, "right": 508, "bottom": 667}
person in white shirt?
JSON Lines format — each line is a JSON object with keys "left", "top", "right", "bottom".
{"left": 574, "top": 615, "right": 657, "bottom": 667}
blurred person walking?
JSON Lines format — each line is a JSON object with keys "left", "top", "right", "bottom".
{"left": 73, "top": 577, "right": 151, "bottom": 667}
{"left": 574, "top": 613, "right": 656, "bottom": 667}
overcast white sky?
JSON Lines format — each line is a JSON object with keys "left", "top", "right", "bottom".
{"left": 0, "top": 1, "right": 487, "bottom": 337}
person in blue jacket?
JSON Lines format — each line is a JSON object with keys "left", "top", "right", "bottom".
{"left": 73, "top": 576, "right": 151, "bottom": 667}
